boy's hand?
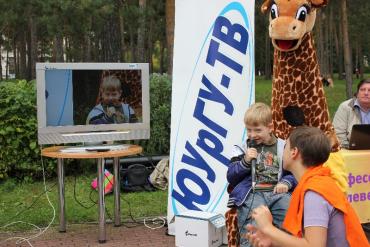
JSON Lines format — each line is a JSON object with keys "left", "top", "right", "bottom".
{"left": 251, "top": 205, "right": 273, "bottom": 230}
{"left": 106, "top": 106, "right": 116, "bottom": 117}
{"left": 245, "top": 224, "right": 273, "bottom": 247}
{"left": 273, "top": 183, "right": 289, "bottom": 194}
{"left": 244, "top": 148, "right": 258, "bottom": 164}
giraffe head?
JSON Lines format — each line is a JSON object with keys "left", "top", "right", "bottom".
{"left": 261, "top": 0, "right": 328, "bottom": 52}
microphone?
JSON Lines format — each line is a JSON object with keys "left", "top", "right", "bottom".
{"left": 249, "top": 139, "right": 257, "bottom": 191}
{"left": 107, "top": 106, "right": 117, "bottom": 123}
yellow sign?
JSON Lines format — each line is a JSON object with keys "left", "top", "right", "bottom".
{"left": 341, "top": 149, "right": 370, "bottom": 223}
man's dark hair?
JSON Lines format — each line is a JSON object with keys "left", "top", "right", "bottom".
{"left": 288, "top": 126, "right": 330, "bottom": 167}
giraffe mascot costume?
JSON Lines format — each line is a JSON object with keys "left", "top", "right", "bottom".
{"left": 225, "top": 1, "right": 347, "bottom": 246}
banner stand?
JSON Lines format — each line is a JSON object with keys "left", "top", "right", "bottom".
{"left": 167, "top": 0, "right": 255, "bottom": 235}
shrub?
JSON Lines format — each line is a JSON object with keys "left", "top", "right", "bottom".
{"left": 0, "top": 80, "right": 54, "bottom": 181}
{"left": 139, "top": 73, "right": 172, "bottom": 155}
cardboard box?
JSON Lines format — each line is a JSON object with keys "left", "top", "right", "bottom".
{"left": 222, "top": 226, "right": 228, "bottom": 245}
{"left": 175, "top": 210, "right": 225, "bottom": 247}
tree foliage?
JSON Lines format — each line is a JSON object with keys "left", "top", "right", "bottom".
{"left": 0, "top": 0, "right": 169, "bottom": 80}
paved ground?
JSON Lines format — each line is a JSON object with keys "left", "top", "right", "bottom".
{"left": 1, "top": 223, "right": 369, "bottom": 247}
{"left": 0, "top": 223, "right": 175, "bottom": 247}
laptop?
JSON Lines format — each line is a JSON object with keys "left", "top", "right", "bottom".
{"left": 348, "top": 124, "right": 370, "bottom": 150}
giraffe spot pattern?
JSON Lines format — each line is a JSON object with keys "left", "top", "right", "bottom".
{"left": 271, "top": 33, "right": 340, "bottom": 151}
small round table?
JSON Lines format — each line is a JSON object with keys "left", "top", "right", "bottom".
{"left": 41, "top": 145, "right": 142, "bottom": 243}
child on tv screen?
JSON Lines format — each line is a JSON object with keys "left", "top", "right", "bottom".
{"left": 86, "top": 75, "right": 137, "bottom": 124}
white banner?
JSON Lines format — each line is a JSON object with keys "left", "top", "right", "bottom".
{"left": 168, "top": 0, "right": 255, "bottom": 230}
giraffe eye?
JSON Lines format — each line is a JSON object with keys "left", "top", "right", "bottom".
{"left": 296, "top": 6, "right": 308, "bottom": 22}
{"left": 271, "top": 4, "right": 278, "bottom": 20}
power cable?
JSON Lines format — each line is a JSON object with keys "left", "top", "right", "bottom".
{"left": 0, "top": 152, "right": 56, "bottom": 246}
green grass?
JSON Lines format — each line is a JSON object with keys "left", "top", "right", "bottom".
{"left": 0, "top": 74, "right": 365, "bottom": 232}
{"left": 255, "top": 75, "right": 363, "bottom": 119}
{"left": 0, "top": 173, "right": 167, "bottom": 231}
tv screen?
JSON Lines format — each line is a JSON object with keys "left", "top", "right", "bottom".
{"left": 36, "top": 63, "right": 150, "bottom": 144}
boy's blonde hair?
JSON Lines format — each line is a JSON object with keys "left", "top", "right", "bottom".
{"left": 100, "top": 75, "right": 121, "bottom": 91}
{"left": 244, "top": 102, "right": 272, "bottom": 126}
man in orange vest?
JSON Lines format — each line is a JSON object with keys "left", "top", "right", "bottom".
{"left": 246, "top": 126, "right": 368, "bottom": 247}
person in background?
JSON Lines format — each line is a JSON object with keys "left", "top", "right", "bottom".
{"left": 86, "top": 75, "right": 137, "bottom": 124}
{"left": 333, "top": 78, "right": 370, "bottom": 148}
{"left": 226, "top": 102, "right": 296, "bottom": 247}
{"left": 246, "top": 126, "right": 368, "bottom": 247}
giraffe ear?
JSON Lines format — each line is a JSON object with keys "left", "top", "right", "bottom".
{"left": 261, "top": 0, "right": 273, "bottom": 14}
{"left": 309, "top": 0, "right": 328, "bottom": 8}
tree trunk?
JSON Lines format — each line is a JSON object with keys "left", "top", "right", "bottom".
{"left": 13, "top": 37, "right": 19, "bottom": 78}
{"left": 328, "top": 5, "right": 334, "bottom": 79}
{"left": 5, "top": 47, "right": 9, "bottom": 79}
{"left": 354, "top": 41, "right": 359, "bottom": 79}
{"left": 335, "top": 12, "right": 344, "bottom": 80}
{"left": 147, "top": 14, "right": 153, "bottom": 72}
{"left": 6, "top": 49, "right": 9, "bottom": 79}
{"left": 264, "top": 30, "right": 272, "bottom": 80}
{"left": 39, "top": 40, "right": 44, "bottom": 62}
{"left": 129, "top": 29, "right": 135, "bottom": 62}
{"left": 101, "top": 14, "right": 121, "bottom": 62}
{"left": 0, "top": 38, "right": 2, "bottom": 81}
{"left": 29, "top": 13, "right": 38, "bottom": 80}
{"left": 341, "top": 0, "right": 353, "bottom": 98}
{"left": 27, "top": 30, "right": 32, "bottom": 81}
{"left": 92, "top": 17, "right": 100, "bottom": 61}
{"left": 54, "top": 34, "right": 64, "bottom": 62}
{"left": 359, "top": 44, "right": 364, "bottom": 80}
{"left": 160, "top": 39, "right": 165, "bottom": 73}
{"left": 315, "top": 11, "right": 325, "bottom": 76}
{"left": 83, "top": 34, "right": 92, "bottom": 62}
{"left": 136, "top": 0, "right": 146, "bottom": 63}
{"left": 315, "top": 10, "right": 330, "bottom": 78}
{"left": 117, "top": 0, "right": 126, "bottom": 61}
{"left": 19, "top": 31, "right": 28, "bottom": 80}
{"left": 166, "top": 0, "right": 175, "bottom": 75}
{"left": 65, "top": 37, "right": 70, "bottom": 62}
{"left": 323, "top": 10, "right": 330, "bottom": 78}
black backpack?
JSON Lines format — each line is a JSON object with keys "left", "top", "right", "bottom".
{"left": 120, "top": 164, "right": 154, "bottom": 192}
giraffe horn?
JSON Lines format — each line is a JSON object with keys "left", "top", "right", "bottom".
{"left": 261, "top": 0, "right": 273, "bottom": 14}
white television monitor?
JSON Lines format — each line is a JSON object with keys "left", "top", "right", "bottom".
{"left": 36, "top": 63, "right": 150, "bottom": 144}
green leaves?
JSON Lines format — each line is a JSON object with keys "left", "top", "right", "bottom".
{"left": 29, "top": 142, "right": 37, "bottom": 150}
{"left": 0, "top": 80, "right": 54, "bottom": 181}
{"left": 138, "top": 73, "right": 171, "bottom": 155}
{"left": 5, "top": 126, "right": 14, "bottom": 133}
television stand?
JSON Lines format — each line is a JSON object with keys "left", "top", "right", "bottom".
{"left": 41, "top": 145, "right": 142, "bottom": 243}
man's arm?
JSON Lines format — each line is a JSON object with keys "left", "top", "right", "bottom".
{"left": 247, "top": 206, "right": 327, "bottom": 247}
{"left": 333, "top": 102, "right": 350, "bottom": 148}
{"left": 248, "top": 223, "right": 327, "bottom": 247}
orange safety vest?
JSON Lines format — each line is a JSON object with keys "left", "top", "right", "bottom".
{"left": 283, "top": 165, "right": 369, "bottom": 247}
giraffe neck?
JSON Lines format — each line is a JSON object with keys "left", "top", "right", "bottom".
{"left": 274, "top": 32, "right": 320, "bottom": 78}
{"left": 270, "top": 28, "right": 340, "bottom": 152}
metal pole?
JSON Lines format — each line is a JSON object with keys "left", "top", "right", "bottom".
{"left": 113, "top": 157, "right": 121, "bottom": 226}
{"left": 57, "top": 158, "right": 66, "bottom": 232}
{"left": 97, "top": 158, "right": 106, "bottom": 243}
